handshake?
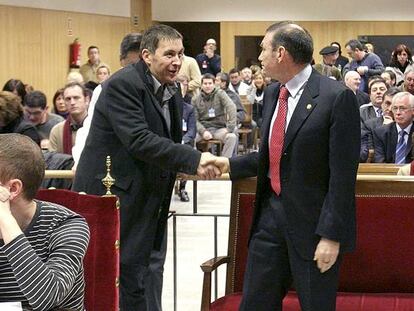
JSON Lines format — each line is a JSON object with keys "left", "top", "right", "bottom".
{"left": 196, "top": 152, "right": 230, "bottom": 180}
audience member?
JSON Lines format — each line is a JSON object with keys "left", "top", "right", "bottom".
{"left": 344, "top": 70, "right": 370, "bottom": 106}
{"left": 178, "top": 54, "right": 202, "bottom": 97}
{"left": 49, "top": 82, "right": 89, "bottom": 154}
{"left": 313, "top": 45, "right": 342, "bottom": 80}
{"left": 344, "top": 39, "right": 384, "bottom": 92}
{"left": 373, "top": 92, "right": 414, "bottom": 163}
{"left": 360, "top": 87, "right": 399, "bottom": 161}
{"left": 330, "top": 41, "right": 349, "bottom": 72}
{"left": 0, "top": 91, "right": 40, "bottom": 145}
{"left": 176, "top": 74, "right": 197, "bottom": 202}
{"left": 386, "top": 44, "right": 414, "bottom": 86}
{"left": 241, "top": 67, "right": 253, "bottom": 85}
{"left": 381, "top": 70, "right": 397, "bottom": 87}
{"left": 228, "top": 68, "right": 250, "bottom": 95}
{"left": 2, "top": 79, "right": 27, "bottom": 103}
{"left": 215, "top": 72, "right": 246, "bottom": 124}
{"left": 365, "top": 42, "right": 375, "bottom": 53}
{"left": 79, "top": 45, "right": 108, "bottom": 84}
{"left": 247, "top": 71, "right": 265, "bottom": 128}
{"left": 360, "top": 77, "right": 388, "bottom": 123}
{"left": 193, "top": 73, "right": 237, "bottom": 158}
{"left": 0, "top": 133, "right": 89, "bottom": 310}
{"left": 401, "top": 70, "right": 414, "bottom": 95}
{"left": 23, "top": 90, "right": 64, "bottom": 146}
{"left": 196, "top": 38, "right": 221, "bottom": 76}
{"left": 66, "top": 71, "right": 84, "bottom": 84}
{"left": 52, "top": 88, "right": 68, "bottom": 119}
{"left": 72, "top": 33, "right": 143, "bottom": 167}
{"left": 96, "top": 64, "right": 111, "bottom": 84}
{"left": 72, "top": 25, "right": 220, "bottom": 310}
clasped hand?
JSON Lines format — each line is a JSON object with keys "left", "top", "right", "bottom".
{"left": 196, "top": 152, "right": 230, "bottom": 180}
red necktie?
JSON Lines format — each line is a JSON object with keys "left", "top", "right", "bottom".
{"left": 269, "top": 86, "right": 289, "bottom": 195}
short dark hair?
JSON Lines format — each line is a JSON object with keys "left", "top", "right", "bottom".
{"left": 140, "top": 24, "right": 182, "bottom": 54}
{"left": 217, "top": 72, "right": 230, "bottom": 88}
{"left": 120, "top": 33, "right": 142, "bottom": 60}
{"left": 2, "top": 79, "right": 27, "bottom": 102}
{"left": 63, "top": 82, "right": 89, "bottom": 99}
{"left": 266, "top": 22, "right": 314, "bottom": 65}
{"left": 345, "top": 39, "right": 364, "bottom": 51}
{"left": 87, "top": 46, "right": 99, "bottom": 53}
{"left": 368, "top": 76, "right": 388, "bottom": 93}
{"left": 383, "top": 87, "right": 400, "bottom": 99}
{"left": 0, "top": 133, "right": 45, "bottom": 200}
{"left": 0, "top": 91, "right": 23, "bottom": 125}
{"left": 201, "top": 73, "right": 216, "bottom": 83}
{"left": 24, "top": 90, "right": 47, "bottom": 109}
{"left": 229, "top": 68, "right": 239, "bottom": 76}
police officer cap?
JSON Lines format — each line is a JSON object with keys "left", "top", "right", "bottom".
{"left": 319, "top": 46, "right": 339, "bottom": 55}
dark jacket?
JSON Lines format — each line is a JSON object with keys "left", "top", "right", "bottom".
{"left": 73, "top": 60, "right": 201, "bottom": 265}
{"left": 373, "top": 122, "right": 413, "bottom": 163}
{"left": 0, "top": 116, "right": 41, "bottom": 145}
{"left": 229, "top": 70, "right": 360, "bottom": 260}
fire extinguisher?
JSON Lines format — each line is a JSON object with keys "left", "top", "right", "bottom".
{"left": 69, "top": 38, "right": 81, "bottom": 68}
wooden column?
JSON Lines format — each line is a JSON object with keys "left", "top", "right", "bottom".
{"left": 130, "top": 0, "right": 152, "bottom": 32}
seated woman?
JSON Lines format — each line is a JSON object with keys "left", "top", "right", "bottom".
{"left": 52, "top": 88, "right": 68, "bottom": 119}
{"left": 2, "top": 79, "right": 27, "bottom": 103}
{"left": 0, "top": 133, "right": 90, "bottom": 310}
{"left": 0, "top": 91, "right": 40, "bottom": 145}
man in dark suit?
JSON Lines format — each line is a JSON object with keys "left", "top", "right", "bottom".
{"left": 359, "top": 77, "right": 388, "bottom": 123}
{"left": 72, "top": 25, "right": 219, "bottom": 310}
{"left": 213, "top": 22, "right": 360, "bottom": 310}
{"left": 373, "top": 92, "right": 414, "bottom": 163}
{"left": 360, "top": 87, "right": 399, "bottom": 162}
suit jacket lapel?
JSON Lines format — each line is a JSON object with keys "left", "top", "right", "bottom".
{"left": 136, "top": 61, "right": 173, "bottom": 139}
{"left": 283, "top": 72, "right": 320, "bottom": 152}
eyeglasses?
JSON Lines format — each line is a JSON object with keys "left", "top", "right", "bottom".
{"left": 24, "top": 109, "right": 44, "bottom": 116}
{"left": 391, "top": 106, "right": 411, "bottom": 113}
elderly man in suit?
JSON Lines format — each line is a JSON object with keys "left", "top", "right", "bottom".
{"left": 72, "top": 24, "right": 220, "bottom": 311}
{"left": 373, "top": 91, "right": 414, "bottom": 163}
{"left": 213, "top": 22, "right": 360, "bottom": 311}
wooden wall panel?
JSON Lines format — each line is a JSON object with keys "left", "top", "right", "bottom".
{"left": 0, "top": 5, "right": 130, "bottom": 105}
{"left": 220, "top": 21, "right": 414, "bottom": 72}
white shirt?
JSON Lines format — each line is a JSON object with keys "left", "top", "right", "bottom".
{"left": 72, "top": 84, "right": 102, "bottom": 168}
{"left": 268, "top": 64, "right": 312, "bottom": 146}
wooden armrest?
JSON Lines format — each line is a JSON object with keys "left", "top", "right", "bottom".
{"left": 200, "top": 256, "right": 230, "bottom": 273}
{"left": 200, "top": 256, "right": 230, "bottom": 311}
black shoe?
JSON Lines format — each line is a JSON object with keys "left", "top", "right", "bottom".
{"left": 179, "top": 190, "right": 190, "bottom": 202}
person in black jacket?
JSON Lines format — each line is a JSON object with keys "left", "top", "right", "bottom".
{"left": 0, "top": 91, "right": 40, "bottom": 145}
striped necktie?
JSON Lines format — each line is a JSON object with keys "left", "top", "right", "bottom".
{"left": 395, "top": 130, "right": 407, "bottom": 164}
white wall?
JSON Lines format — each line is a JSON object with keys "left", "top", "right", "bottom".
{"left": 0, "top": 0, "right": 130, "bottom": 17}
{"left": 152, "top": 0, "right": 414, "bottom": 21}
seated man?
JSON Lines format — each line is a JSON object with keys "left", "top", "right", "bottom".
{"left": 0, "top": 133, "right": 89, "bottom": 310}
{"left": 360, "top": 87, "right": 399, "bottom": 162}
{"left": 373, "top": 92, "right": 414, "bottom": 163}
{"left": 360, "top": 77, "right": 388, "bottom": 123}
{"left": 24, "top": 90, "right": 64, "bottom": 148}
{"left": 344, "top": 70, "right": 370, "bottom": 107}
{"left": 228, "top": 68, "right": 251, "bottom": 96}
{"left": 193, "top": 73, "right": 237, "bottom": 158}
{"left": 49, "top": 82, "right": 90, "bottom": 155}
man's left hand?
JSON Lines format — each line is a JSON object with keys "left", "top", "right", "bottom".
{"left": 313, "top": 237, "right": 340, "bottom": 273}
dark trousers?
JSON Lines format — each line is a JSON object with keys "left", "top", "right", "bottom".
{"left": 120, "top": 227, "right": 168, "bottom": 311}
{"left": 239, "top": 194, "right": 341, "bottom": 311}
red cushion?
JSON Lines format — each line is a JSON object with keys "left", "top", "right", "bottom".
{"left": 211, "top": 292, "right": 414, "bottom": 311}
{"left": 36, "top": 189, "right": 120, "bottom": 311}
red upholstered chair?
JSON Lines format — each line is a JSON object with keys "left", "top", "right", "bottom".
{"left": 200, "top": 177, "right": 414, "bottom": 311}
{"left": 36, "top": 189, "right": 120, "bottom": 311}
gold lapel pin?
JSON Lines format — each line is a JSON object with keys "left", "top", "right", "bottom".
{"left": 306, "top": 104, "right": 312, "bottom": 110}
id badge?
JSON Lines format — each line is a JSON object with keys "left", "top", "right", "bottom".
{"left": 208, "top": 108, "right": 216, "bottom": 118}
{"left": 182, "top": 119, "right": 187, "bottom": 132}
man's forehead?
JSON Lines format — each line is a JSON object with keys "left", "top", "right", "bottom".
{"left": 157, "top": 38, "right": 183, "bottom": 49}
